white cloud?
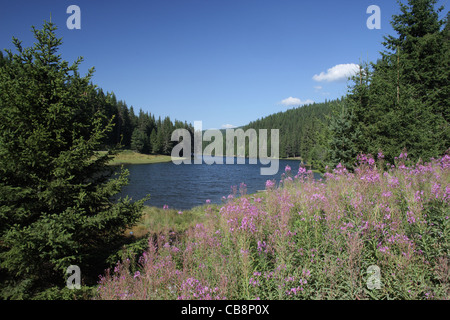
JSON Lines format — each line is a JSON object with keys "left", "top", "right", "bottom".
{"left": 279, "top": 97, "right": 314, "bottom": 107}
{"left": 314, "top": 86, "right": 323, "bottom": 90}
{"left": 221, "top": 124, "right": 237, "bottom": 129}
{"left": 313, "top": 63, "right": 360, "bottom": 82}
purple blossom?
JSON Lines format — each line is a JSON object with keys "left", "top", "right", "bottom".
{"left": 265, "top": 179, "right": 275, "bottom": 190}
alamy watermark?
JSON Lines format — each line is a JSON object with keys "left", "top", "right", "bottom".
{"left": 66, "top": 265, "right": 81, "bottom": 289}
{"left": 66, "top": 5, "right": 81, "bottom": 30}
{"left": 171, "top": 121, "right": 280, "bottom": 175}
{"left": 65, "top": 5, "right": 379, "bottom": 31}
{"left": 366, "top": 265, "right": 382, "bottom": 290}
{"left": 367, "top": 5, "right": 381, "bottom": 30}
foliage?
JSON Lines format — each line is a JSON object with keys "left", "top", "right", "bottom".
{"left": 0, "top": 22, "right": 145, "bottom": 298}
{"left": 331, "top": 0, "right": 449, "bottom": 166}
{"left": 243, "top": 100, "right": 338, "bottom": 170}
{"left": 100, "top": 92, "right": 193, "bottom": 155}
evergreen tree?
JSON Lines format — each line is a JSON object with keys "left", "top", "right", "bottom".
{"left": 0, "top": 22, "right": 145, "bottom": 298}
{"left": 378, "top": 0, "right": 449, "bottom": 161}
{"left": 160, "top": 116, "right": 174, "bottom": 155}
{"left": 150, "top": 128, "right": 161, "bottom": 154}
{"left": 117, "top": 100, "right": 133, "bottom": 148}
{"left": 0, "top": 51, "right": 10, "bottom": 68}
{"left": 327, "top": 101, "right": 362, "bottom": 169}
{"left": 130, "top": 127, "right": 148, "bottom": 153}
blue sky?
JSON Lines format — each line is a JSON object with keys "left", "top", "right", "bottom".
{"left": 1, "top": 0, "right": 447, "bottom": 129}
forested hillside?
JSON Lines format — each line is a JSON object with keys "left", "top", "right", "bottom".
{"left": 243, "top": 99, "right": 339, "bottom": 168}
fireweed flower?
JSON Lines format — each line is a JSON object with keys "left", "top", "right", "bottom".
{"left": 265, "top": 180, "right": 275, "bottom": 190}
{"left": 257, "top": 240, "right": 267, "bottom": 254}
{"left": 379, "top": 246, "right": 390, "bottom": 254}
{"left": 163, "top": 204, "right": 169, "bottom": 210}
{"left": 239, "top": 183, "right": 247, "bottom": 196}
{"left": 382, "top": 191, "right": 392, "bottom": 198}
{"left": 285, "top": 284, "right": 304, "bottom": 296}
{"left": 445, "top": 185, "right": 450, "bottom": 202}
{"left": 431, "top": 183, "right": 441, "bottom": 199}
{"left": 295, "top": 166, "right": 307, "bottom": 181}
{"left": 302, "top": 269, "right": 311, "bottom": 277}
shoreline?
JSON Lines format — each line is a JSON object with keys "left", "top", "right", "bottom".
{"left": 103, "top": 150, "right": 322, "bottom": 173}
{"left": 98, "top": 150, "right": 184, "bottom": 165}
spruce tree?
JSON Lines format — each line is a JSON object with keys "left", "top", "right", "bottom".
{"left": 338, "top": 0, "right": 449, "bottom": 164}
{"left": 131, "top": 127, "right": 149, "bottom": 154}
{"left": 150, "top": 128, "right": 161, "bottom": 154}
{"left": 379, "top": 0, "right": 449, "bottom": 161}
{"left": 0, "top": 22, "right": 145, "bottom": 298}
{"left": 327, "top": 101, "right": 362, "bottom": 170}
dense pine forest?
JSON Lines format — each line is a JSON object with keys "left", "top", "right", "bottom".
{"left": 243, "top": 99, "right": 338, "bottom": 169}
{"left": 98, "top": 91, "right": 194, "bottom": 155}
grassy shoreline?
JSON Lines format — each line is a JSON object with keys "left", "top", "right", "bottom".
{"left": 102, "top": 150, "right": 323, "bottom": 173}
{"left": 98, "top": 150, "right": 184, "bottom": 165}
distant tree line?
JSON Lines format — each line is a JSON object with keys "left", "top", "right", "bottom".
{"left": 2, "top": 49, "right": 194, "bottom": 157}
{"left": 96, "top": 90, "right": 194, "bottom": 155}
{"left": 243, "top": 100, "right": 338, "bottom": 169}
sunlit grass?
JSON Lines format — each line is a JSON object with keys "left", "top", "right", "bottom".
{"left": 96, "top": 150, "right": 184, "bottom": 165}
{"left": 125, "top": 205, "right": 213, "bottom": 238}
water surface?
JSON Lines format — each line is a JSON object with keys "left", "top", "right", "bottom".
{"left": 118, "top": 156, "right": 321, "bottom": 210}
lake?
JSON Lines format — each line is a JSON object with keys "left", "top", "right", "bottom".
{"left": 117, "top": 156, "right": 322, "bottom": 210}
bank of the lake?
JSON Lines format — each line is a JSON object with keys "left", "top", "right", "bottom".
{"left": 98, "top": 150, "right": 182, "bottom": 165}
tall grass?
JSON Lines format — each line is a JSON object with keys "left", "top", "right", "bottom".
{"left": 95, "top": 152, "right": 450, "bottom": 300}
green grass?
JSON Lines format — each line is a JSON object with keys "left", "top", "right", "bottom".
{"left": 126, "top": 205, "right": 213, "bottom": 238}
{"left": 97, "top": 150, "right": 184, "bottom": 165}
